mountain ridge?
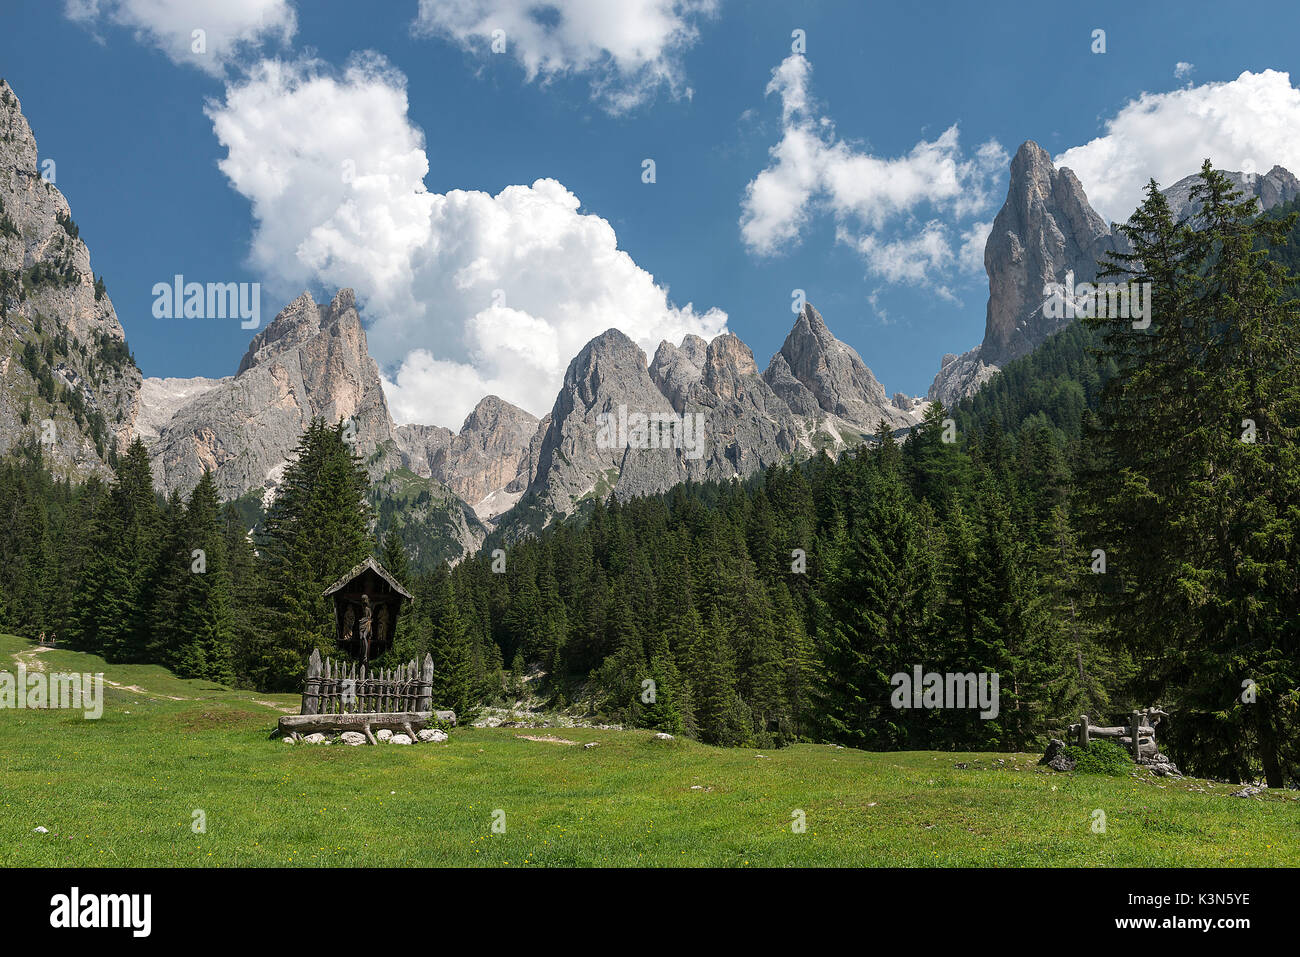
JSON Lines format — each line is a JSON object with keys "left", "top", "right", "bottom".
{"left": 137, "top": 294, "right": 924, "bottom": 551}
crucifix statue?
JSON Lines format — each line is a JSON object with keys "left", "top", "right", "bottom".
{"left": 357, "top": 595, "right": 373, "bottom": 663}
{"left": 322, "top": 556, "right": 413, "bottom": 664}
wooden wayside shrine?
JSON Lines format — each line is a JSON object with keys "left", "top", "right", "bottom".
{"left": 274, "top": 557, "right": 456, "bottom": 744}
{"left": 322, "top": 556, "right": 413, "bottom": 664}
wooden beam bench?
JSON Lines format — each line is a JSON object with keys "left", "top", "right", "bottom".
{"left": 276, "top": 710, "right": 457, "bottom": 745}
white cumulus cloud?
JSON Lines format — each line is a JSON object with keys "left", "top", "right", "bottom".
{"left": 838, "top": 220, "right": 952, "bottom": 284}
{"left": 64, "top": 0, "right": 295, "bottom": 75}
{"left": 1055, "top": 70, "right": 1300, "bottom": 224}
{"left": 958, "top": 220, "right": 992, "bottom": 275}
{"left": 740, "top": 54, "right": 1006, "bottom": 290}
{"left": 412, "top": 0, "right": 719, "bottom": 112}
{"left": 205, "top": 54, "right": 727, "bottom": 428}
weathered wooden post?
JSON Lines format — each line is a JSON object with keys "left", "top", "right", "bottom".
{"left": 1079, "top": 715, "right": 1090, "bottom": 747}
{"left": 417, "top": 653, "right": 434, "bottom": 712}
{"left": 302, "top": 649, "right": 322, "bottom": 715}
{"left": 1129, "top": 711, "right": 1142, "bottom": 758}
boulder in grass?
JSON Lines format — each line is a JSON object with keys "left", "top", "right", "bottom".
{"left": 1144, "top": 753, "right": 1181, "bottom": 777}
{"left": 1047, "top": 753, "right": 1077, "bottom": 772}
{"left": 340, "top": 731, "right": 367, "bottom": 746}
{"left": 376, "top": 729, "right": 393, "bottom": 742}
{"left": 390, "top": 733, "right": 413, "bottom": 745}
{"left": 653, "top": 732, "right": 674, "bottom": 740}
{"left": 303, "top": 733, "right": 327, "bottom": 744}
{"left": 417, "top": 729, "right": 448, "bottom": 743}
{"left": 1038, "top": 739, "right": 1076, "bottom": 771}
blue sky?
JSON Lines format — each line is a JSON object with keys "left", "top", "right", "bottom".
{"left": 4, "top": 1, "right": 1299, "bottom": 427}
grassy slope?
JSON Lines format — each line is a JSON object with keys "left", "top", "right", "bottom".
{"left": 1, "top": 634, "right": 1296, "bottom": 867}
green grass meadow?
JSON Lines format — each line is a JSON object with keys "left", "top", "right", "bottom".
{"left": 1, "top": 634, "right": 1296, "bottom": 867}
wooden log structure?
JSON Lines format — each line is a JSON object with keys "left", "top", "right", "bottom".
{"left": 276, "top": 710, "right": 457, "bottom": 745}
{"left": 1073, "top": 724, "right": 1152, "bottom": 738}
{"left": 1067, "top": 708, "right": 1166, "bottom": 760}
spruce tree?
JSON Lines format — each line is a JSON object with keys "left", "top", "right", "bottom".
{"left": 76, "top": 438, "right": 160, "bottom": 661}
{"left": 255, "top": 420, "right": 371, "bottom": 690}
{"left": 817, "top": 457, "right": 938, "bottom": 749}
{"left": 423, "top": 564, "right": 477, "bottom": 721}
{"left": 691, "top": 609, "right": 750, "bottom": 746}
{"left": 222, "top": 502, "right": 261, "bottom": 687}
{"left": 150, "top": 472, "right": 235, "bottom": 681}
{"left": 1089, "top": 166, "right": 1300, "bottom": 784}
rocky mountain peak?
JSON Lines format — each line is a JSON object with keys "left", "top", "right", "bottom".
{"left": 397, "top": 393, "right": 539, "bottom": 520}
{"left": 764, "top": 302, "right": 913, "bottom": 433}
{"left": 235, "top": 289, "right": 364, "bottom": 375}
{"left": 0, "top": 78, "right": 141, "bottom": 477}
{"left": 796, "top": 299, "right": 833, "bottom": 335}
{"left": 1006, "top": 140, "right": 1053, "bottom": 195}
{"left": 705, "top": 332, "right": 760, "bottom": 378}
{"left": 678, "top": 333, "right": 709, "bottom": 365}
{"left": 0, "top": 79, "right": 38, "bottom": 172}
{"left": 930, "top": 144, "right": 1300, "bottom": 408}
{"left": 930, "top": 140, "right": 1124, "bottom": 407}
{"left": 650, "top": 337, "right": 705, "bottom": 412}
{"left": 981, "top": 140, "right": 1113, "bottom": 368}
{"left": 578, "top": 327, "right": 644, "bottom": 363}
{"left": 519, "top": 326, "right": 673, "bottom": 519}
{"left": 1162, "top": 164, "right": 1300, "bottom": 221}
{"left": 461, "top": 394, "right": 528, "bottom": 436}
{"left": 497, "top": 304, "right": 924, "bottom": 540}
{"left": 928, "top": 140, "right": 1114, "bottom": 406}
{"left": 148, "top": 287, "right": 395, "bottom": 501}
{"left": 563, "top": 328, "right": 649, "bottom": 408}
{"left": 1255, "top": 165, "right": 1300, "bottom": 208}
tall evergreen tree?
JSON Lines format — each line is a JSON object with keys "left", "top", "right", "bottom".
{"left": 422, "top": 564, "right": 477, "bottom": 721}
{"left": 1089, "top": 166, "right": 1300, "bottom": 785}
{"left": 253, "top": 420, "right": 371, "bottom": 690}
{"left": 816, "top": 458, "right": 938, "bottom": 749}
{"left": 149, "top": 471, "right": 235, "bottom": 681}
{"left": 75, "top": 438, "right": 160, "bottom": 661}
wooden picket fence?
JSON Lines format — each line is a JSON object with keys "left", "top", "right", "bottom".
{"left": 301, "top": 648, "right": 435, "bottom": 716}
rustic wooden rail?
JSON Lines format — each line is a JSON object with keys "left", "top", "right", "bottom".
{"left": 1069, "top": 709, "right": 1166, "bottom": 759}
